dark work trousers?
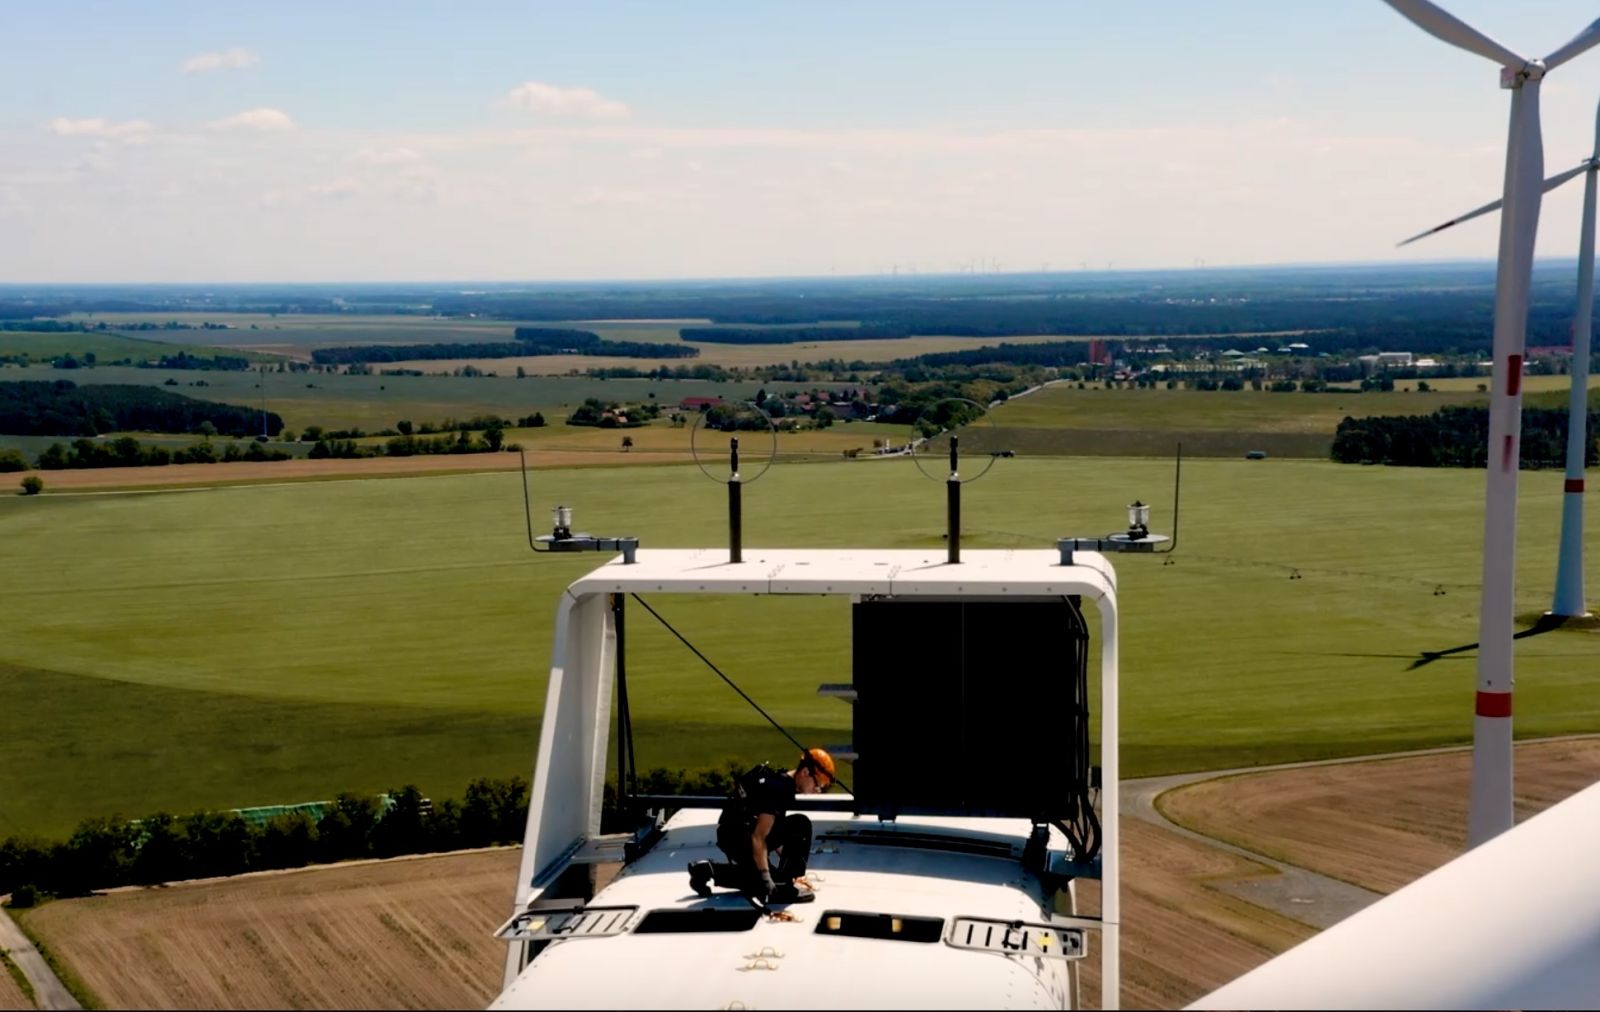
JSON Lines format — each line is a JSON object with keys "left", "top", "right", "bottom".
{"left": 712, "top": 813, "right": 813, "bottom": 890}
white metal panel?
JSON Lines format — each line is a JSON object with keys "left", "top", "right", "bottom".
{"left": 494, "top": 810, "right": 1074, "bottom": 1011}
{"left": 1190, "top": 778, "right": 1600, "bottom": 1010}
{"left": 567, "top": 549, "right": 1114, "bottom": 601}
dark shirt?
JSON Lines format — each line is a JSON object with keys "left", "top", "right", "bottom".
{"left": 719, "top": 763, "right": 796, "bottom": 832}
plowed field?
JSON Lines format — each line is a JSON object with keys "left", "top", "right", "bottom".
{"left": 19, "top": 850, "right": 519, "bottom": 1010}
{"left": 0, "top": 957, "right": 30, "bottom": 1011}
{"left": 1158, "top": 737, "right": 1600, "bottom": 894}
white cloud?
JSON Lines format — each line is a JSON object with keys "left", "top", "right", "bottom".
{"left": 182, "top": 48, "right": 260, "bottom": 74}
{"left": 308, "top": 177, "right": 360, "bottom": 200}
{"left": 576, "top": 185, "right": 644, "bottom": 206}
{"left": 350, "top": 146, "right": 421, "bottom": 166}
{"left": 501, "top": 82, "right": 629, "bottom": 120}
{"left": 210, "top": 108, "right": 295, "bottom": 132}
{"left": 50, "top": 117, "right": 153, "bottom": 139}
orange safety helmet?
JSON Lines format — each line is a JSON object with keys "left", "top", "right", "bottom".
{"left": 800, "top": 747, "right": 836, "bottom": 787}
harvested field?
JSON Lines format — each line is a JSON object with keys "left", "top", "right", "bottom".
{"left": 18, "top": 849, "right": 521, "bottom": 1010}
{"left": 1158, "top": 738, "right": 1600, "bottom": 894}
{"left": 1075, "top": 818, "right": 1314, "bottom": 1009}
{"left": 0, "top": 952, "right": 30, "bottom": 1011}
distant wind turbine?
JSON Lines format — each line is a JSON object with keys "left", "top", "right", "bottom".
{"left": 1380, "top": 0, "right": 1600, "bottom": 848}
{"left": 1398, "top": 96, "right": 1599, "bottom": 622}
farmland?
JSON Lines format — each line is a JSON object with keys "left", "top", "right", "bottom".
{"left": 0, "top": 330, "right": 254, "bottom": 365}
{"left": 56, "top": 313, "right": 1101, "bottom": 370}
{"left": 16, "top": 849, "right": 519, "bottom": 1009}
{"left": 1, "top": 453, "right": 1597, "bottom": 837}
{"left": 12, "top": 740, "right": 1598, "bottom": 1010}
{"left": 0, "top": 363, "right": 766, "bottom": 436}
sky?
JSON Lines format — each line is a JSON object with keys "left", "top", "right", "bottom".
{"left": 8, "top": 1, "right": 1600, "bottom": 283}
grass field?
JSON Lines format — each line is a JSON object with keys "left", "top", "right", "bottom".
{"left": 1, "top": 454, "right": 1597, "bottom": 837}
{"left": 0, "top": 330, "right": 256, "bottom": 364}
{"left": 988, "top": 384, "right": 1488, "bottom": 431}
{"left": 0, "top": 363, "right": 766, "bottom": 435}
{"left": 58, "top": 311, "right": 1266, "bottom": 370}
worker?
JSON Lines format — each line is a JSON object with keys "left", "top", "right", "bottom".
{"left": 688, "top": 747, "right": 836, "bottom": 905}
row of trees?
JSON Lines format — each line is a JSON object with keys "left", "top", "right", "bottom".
{"left": 33, "top": 436, "right": 291, "bottom": 470}
{"left": 311, "top": 333, "right": 699, "bottom": 366}
{"left": 511, "top": 327, "right": 698, "bottom": 358}
{"left": 142, "top": 351, "right": 252, "bottom": 371}
{"left": 678, "top": 324, "right": 912, "bottom": 345}
{"left": 305, "top": 426, "right": 512, "bottom": 459}
{"left": 0, "top": 380, "right": 281, "bottom": 438}
{"left": 0, "top": 777, "right": 529, "bottom": 902}
{"left": 1331, "top": 406, "right": 1597, "bottom": 468}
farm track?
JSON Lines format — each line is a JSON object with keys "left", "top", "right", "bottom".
{"left": 0, "top": 909, "right": 78, "bottom": 1009}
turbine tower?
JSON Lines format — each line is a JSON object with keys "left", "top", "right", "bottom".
{"left": 1380, "top": 0, "right": 1600, "bottom": 848}
{"left": 1399, "top": 98, "right": 1600, "bottom": 621}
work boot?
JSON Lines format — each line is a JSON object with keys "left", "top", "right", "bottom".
{"left": 768, "top": 881, "right": 815, "bottom": 904}
{"left": 687, "top": 860, "right": 714, "bottom": 897}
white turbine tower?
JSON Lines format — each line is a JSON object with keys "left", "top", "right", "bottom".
{"left": 1399, "top": 98, "right": 1600, "bottom": 621}
{"left": 1380, "top": 0, "right": 1600, "bottom": 848}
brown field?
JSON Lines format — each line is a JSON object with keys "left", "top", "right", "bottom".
{"left": 1074, "top": 819, "right": 1314, "bottom": 1009}
{"left": 0, "top": 955, "right": 30, "bottom": 1011}
{"left": 1158, "top": 738, "right": 1600, "bottom": 894}
{"left": 18, "top": 850, "right": 521, "bottom": 1010}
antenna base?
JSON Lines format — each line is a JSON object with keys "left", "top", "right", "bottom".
{"left": 1057, "top": 534, "right": 1169, "bottom": 566}
{"left": 536, "top": 534, "right": 640, "bottom": 564}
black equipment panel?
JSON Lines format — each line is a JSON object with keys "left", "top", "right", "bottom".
{"left": 851, "top": 598, "right": 1089, "bottom": 821}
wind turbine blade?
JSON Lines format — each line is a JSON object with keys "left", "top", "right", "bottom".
{"left": 1544, "top": 17, "right": 1600, "bottom": 72}
{"left": 1398, "top": 162, "right": 1591, "bottom": 247}
{"left": 1381, "top": 0, "right": 1525, "bottom": 68}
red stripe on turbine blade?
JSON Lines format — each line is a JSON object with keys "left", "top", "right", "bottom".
{"left": 1503, "top": 435, "right": 1515, "bottom": 471}
{"left": 1476, "top": 691, "right": 1513, "bottom": 718}
{"left": 1506, "top": 355, "right": 1523, "bottom": 395}
{"left": 1567, "top": 478, "right": 1586, "bottom": 493}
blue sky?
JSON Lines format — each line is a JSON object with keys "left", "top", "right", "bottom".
{"left": 7, "top": 1, "right": 1600, "bottom": 281}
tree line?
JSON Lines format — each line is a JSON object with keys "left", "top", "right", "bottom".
{"left": 0, "top": 777, "right": 529, "bottom": 903}
{"left": 0, "top": 764, "right": 763, "bottom": 903}
{"left": 34, "top": 436, "right": 291, "bottom": 470}
{"left": 311, "top": 333, "right": 698, "bottom": 366}
{"left": 512, "top": 327, "right": 699, "bottom": 358}
{"left": 143, "top": 351, "right": 253, "bottom": 371}
{"left": 307, "top": 427, "right": 512, "bottom": 459}
{"left": 678, "top": 324, "right": 913, "bottom": 344}
{"left": 0, "top": 380, "right": 281, "bottom": 438}
{"left": 1331, "top": 405, "right": 1597, "bottom": 468}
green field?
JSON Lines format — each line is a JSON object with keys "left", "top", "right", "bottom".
{"left": 976, "top": 384, "right": 1446, "bottom": 458}
{"left": 0, "top": 364, "right": 766, "bottom": 435}
{"left": 2, "top": 455, "right": 1597, "bottom": 836}
{"left": 59, "top": 312, "right": 1099, "bottom": 370}
{"left": 0, "top": 331, "right": 258, "bottom": 364}
{"left": 64, "top": 313, "right": 535, "bottom": 352}
{"left": 989, "top": 383, "right": 1489, "bottom": 431}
